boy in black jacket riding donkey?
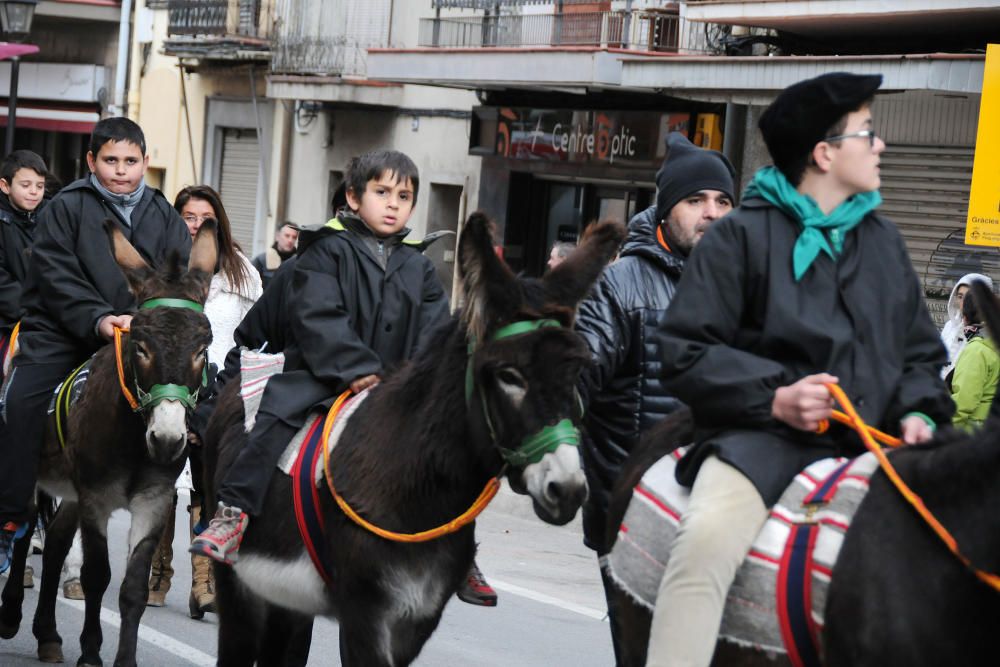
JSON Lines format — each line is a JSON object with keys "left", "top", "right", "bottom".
{"left": 192, "top": 150, "right": 451, "bottom": 567}
{"left": 0, "top": 118, "right": 191, "bottom": 573}
{"left": 0, "top": 150, "right": 49, "bottom": 359}
{"left": 645, "top": 73, "right": 954, "bottom": 666}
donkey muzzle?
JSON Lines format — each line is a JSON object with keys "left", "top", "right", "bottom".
{"left": 525, "top": 443, "right": 587, "bottom": 526}
{"left": 146, "top": 400, "right": 188, "bottom": 463}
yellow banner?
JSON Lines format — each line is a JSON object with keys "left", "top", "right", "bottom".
{"left": 966, "top": 44, "right": 1000, "bottom": 246}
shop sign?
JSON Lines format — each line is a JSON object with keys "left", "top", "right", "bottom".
{"left": 966, "top": 44, "right": 1000, "bottom": 247}
{"left": 494, "top": 107, "right": 690, "bottom": 167}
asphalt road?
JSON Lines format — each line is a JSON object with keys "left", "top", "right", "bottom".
{"left": 0, "top": 485, "right": 615, "bottom": 666}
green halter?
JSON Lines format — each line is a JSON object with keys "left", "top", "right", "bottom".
{"left": 465, "top": 319, "right": 583, "bottom": 467}
{"left": 130, "top": 297, "right": 207, "bottom": 413}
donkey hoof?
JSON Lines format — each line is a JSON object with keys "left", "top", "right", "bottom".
{"left": 0, "top": 619, "right": 18, "bottom": 639}
{"left": 38, "top": 641, "right": 64, "bottom": 663}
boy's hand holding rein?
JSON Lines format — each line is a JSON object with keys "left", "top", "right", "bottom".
{"left": 899, "top": 415, "right": 933, "bottom": 445}
{"left": 98, "top": 313, "right": 133, "bottom": 341}
{"left": 350, "top": 374, "right": 380, "bottom": 394}
{"left": 771, "top": 373, "right": 838, "bottom": 432}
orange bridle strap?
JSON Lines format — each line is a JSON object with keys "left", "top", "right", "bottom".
{"left": 113, "top": 326, "right": 140, "bottom": 411}
{"left": 321, "top": 389, "right": 501, "bottom": 543}
{"left": 822, "top": 383, "right": 1000, "bottom": 593}
{"left": 818, "top": 409, "right": 901, "bottom": 448}
{"left": 8, "top": 320, "right": 19, "bottom": 355}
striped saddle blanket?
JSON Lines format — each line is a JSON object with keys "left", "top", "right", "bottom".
{"left": 239, "top": 348, "right": 368, "bottom": 485}
{"left": 606, "top": 449, "right": 879, "bottom": 663}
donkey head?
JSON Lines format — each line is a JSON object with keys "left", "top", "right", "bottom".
{"left": 459, "top": 212, "right": 624, "bottom": 525}
{"left": 104, "top": 219, "right": 217, "bottom": 464}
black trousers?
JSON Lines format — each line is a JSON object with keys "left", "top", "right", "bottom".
{"left": 216, "top": 370, "right": 332, "bottom": 517}
{"left": 217, "top": 408, "right": 299, "bottom": 517}
{"left": 0, "top": 360, "right": 78, "bottom": 523}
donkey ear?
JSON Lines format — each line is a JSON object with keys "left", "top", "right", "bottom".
{"left": 104, "top": 218, "right": 151, "bottom": 295}
{"left": 458, "top": 211, "right": 519, "bottom": 342}
{"left": 189, "top": 218, "right": 219, "bottom": 275}
{"left": 542, "top": 219, "right": 625, "bottom": 309}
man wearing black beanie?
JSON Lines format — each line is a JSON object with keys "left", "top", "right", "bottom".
{"left": 643, "top": 73, "right": 953, "bottom": 666}
{"left": 575, "top": 131, "right": 734, "bottom": 663}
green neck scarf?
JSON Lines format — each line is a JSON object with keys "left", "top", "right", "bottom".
{"left": 743, "top": 166, "right": 881, "bottom": 281}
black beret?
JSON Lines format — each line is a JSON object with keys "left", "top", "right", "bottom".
{"left": 655, "top": 132, "right": 736, "bottom": 223}
{"left": 759, "top": 72, "right": 882, "bottom": 178}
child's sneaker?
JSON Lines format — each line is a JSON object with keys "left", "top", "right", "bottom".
{"left": 0, "top": 521, "right": 28, "bottom": 575}
{"left": 456, "top": 561, "right": 498, "bottom": 607}
{"left": 189, "top": 503, "right": 248, "bottom": 565}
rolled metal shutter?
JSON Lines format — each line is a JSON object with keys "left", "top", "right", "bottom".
{"left": 218, "top": 128, "right": 260, "bottom": 253}
{"left": 878, "top": 144, "right": 997, "bottom": 327}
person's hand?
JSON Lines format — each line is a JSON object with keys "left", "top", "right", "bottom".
{"left": 900, "top": 415, "right": 934, "bottom": 445}
{"left": 350, "top": 374, "right": 380, "bottom": 394}
{"left": 187, "top": 431, "right": 202, "bottom": 447}
{"left": 771, "top": 373, "right": 839, "bottom": 432}
{"left": 98, "top": 314, "right": 133, "bottom": 341}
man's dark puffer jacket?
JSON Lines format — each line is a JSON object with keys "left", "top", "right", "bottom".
{"left": 575, "top": 205, "right": 687, "bottom": 552}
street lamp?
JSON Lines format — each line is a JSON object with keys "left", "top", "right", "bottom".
{"left": 0, "top": 0, "right": 37, "bottom": 155}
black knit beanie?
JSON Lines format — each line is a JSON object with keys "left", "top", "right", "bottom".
{"left": 655, "top": 133, "right": 736, "bottom": 224}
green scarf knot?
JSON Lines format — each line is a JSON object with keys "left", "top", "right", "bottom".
{"left": 743, "top": 166, "right": 881, "bottom": 281}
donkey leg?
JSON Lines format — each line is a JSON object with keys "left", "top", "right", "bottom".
{"left": 611, "top": 587, "right": 652, "bottom": 667}
{"left": 214, "top": 560, "right": 264, "bottom": 666}
{"left": 111, "top": 490, "right": 173, "bottom": 667}
{"left": 258, "top": 605, "right": 313, "bottom": 667}
{"left": 339, "top": 599, "right": 442, "bottom": 667}
{"left": 0, "top": 513, "right": 34, "bottom": 639}
{"left": 33, "top": 501, "right": 79, "bottom": 664}
{"left": 77, "top": 508, "right": 112, "bottom": 667}
{"left": 283, "top": 617, "right": 314, "bottom": 667}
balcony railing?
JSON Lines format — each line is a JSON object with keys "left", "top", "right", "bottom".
{"left": 167, "top": 0, "right": 271, "bottom": 40}
{"left": 270, "top": 0, "right": 391, "bottom": 76}
{"left": 418, "top": 11, "right": 681, "bottom": 51}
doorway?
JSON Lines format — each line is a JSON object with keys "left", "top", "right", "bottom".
{"left": 501, "top": 174, "right": 654, "bottom": 276}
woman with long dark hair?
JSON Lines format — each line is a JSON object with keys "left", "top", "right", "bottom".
{"left": 145, "top": 185, "right": 262, "bottom": 617}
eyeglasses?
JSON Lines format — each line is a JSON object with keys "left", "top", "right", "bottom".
{"left": 824, "top": 129, "right": 877, "bottom": 148}
{"left": 182, "top": 214, "right": 215, "bottom": 225}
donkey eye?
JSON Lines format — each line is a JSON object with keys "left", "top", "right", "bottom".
{"left": 135, "top": 343, "right": 151, "bottom": 361}
{"left": 495, "top": 367, "right": 526, "bottom": 390}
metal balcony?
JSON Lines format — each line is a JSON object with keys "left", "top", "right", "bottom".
{"left": 418, "top": 10, "right": 680, "bottom": 51}
{"left": 165, "top": 0, "right": 272, "bottom": 62}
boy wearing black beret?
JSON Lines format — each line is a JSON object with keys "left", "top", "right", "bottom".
{"left": 646, "top": 72, "right": 953, "bottom": 665}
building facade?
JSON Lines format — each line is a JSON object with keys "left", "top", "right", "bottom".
{"left": 132, "top": 0, "right": 481, "bottom": 300}
{"left": 369, "top": 0, "right": 994, "bottom": 314}
{"left": 3, "top": 0, "right": 127, "bottom": 187}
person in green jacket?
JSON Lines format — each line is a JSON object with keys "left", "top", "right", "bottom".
{"left": 951, "top": 288, "right": 1000, "bottom": 431}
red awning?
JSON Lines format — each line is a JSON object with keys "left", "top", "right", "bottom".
{"left": 0, "top": 43, "right": 39, "bottom": 60}
{"left": 0, "top": 104, "right": 99, "bottom": 134}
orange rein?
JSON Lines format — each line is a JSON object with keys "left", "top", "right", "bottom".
{"left": 321, "top": 390, "right": 501, "bottom": 543}
{"left": 113, "top": 326, "right": 141, "bottom": 411}
{"left": 822, "top": 383, "right": 1000, "bottom": 593}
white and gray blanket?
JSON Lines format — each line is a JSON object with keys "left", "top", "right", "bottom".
{"left": 606, "top": 450, "right": 878, "bottom": 653}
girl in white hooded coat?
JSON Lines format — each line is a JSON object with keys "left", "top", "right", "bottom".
{"left": 941, "top": 272, "right": 993, "bottom": 380}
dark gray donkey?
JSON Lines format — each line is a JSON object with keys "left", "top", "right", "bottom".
{"left": 0, "top": 220, "right": 217, "bottom": 667}
{"left": 202, "top": 212, "right": 625, "bottom": 666}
